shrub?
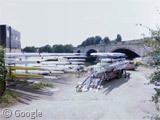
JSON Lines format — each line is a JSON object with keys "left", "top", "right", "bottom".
{"left": 0, "top": 46, "right": 7, "bottom": 96}
{"left": 0, "top": 91, "right": 19, "bottom": 108}
{"left": 33, "top": 82, "right": 53, "bottom": 89}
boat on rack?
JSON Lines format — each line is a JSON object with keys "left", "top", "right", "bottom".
{"left": 5, "top": 53, "right": 87, "bottom": 78}
{"left": 76, "top": 52, "right": 128, "bottom": 92}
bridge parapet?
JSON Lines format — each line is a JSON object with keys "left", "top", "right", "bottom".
{"left": 74, "top": 39, "right": 148, "bottom": 57}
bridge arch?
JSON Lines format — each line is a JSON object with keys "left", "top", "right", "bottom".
{"left": 86, "top": 49, "right": 97, "bottom": 56}
{"left": 112, "top": 48, "right": 140, "bottom": 59}
{"left": 77, "top": 50, "right": 81, "bottom": 53}
{"left": 86, "top": 49, "right": 97, "bottom": 62}
{"left": 87, "top": 49, "right": 97, "bottom": 56}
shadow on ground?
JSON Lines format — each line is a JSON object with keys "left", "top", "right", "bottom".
{"left": 34, "top": 75, "right": 72, "bottom": 85}
{"left": 102, "top": 76, "right": 130, "bottom": 95}
{"left": 7, "top": 82, "right": 55, "bottom": 105}
{"left": 6, "top": 73, "right": 81, "bottom": 105}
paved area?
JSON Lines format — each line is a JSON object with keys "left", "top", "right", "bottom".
{"left": 0, "top": 66, "right": 159, "bottom": 120}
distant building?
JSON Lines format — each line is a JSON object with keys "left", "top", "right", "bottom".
{"left": 0, "top": 25, "right": 21, "bottom": 53}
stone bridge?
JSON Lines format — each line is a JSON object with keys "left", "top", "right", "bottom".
{"left": 73, "top": 39, "right": 151, "bottom": 59}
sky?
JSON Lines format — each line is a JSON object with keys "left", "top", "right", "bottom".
{"left": 0, "top": 0, "right": 160, "bottom": 48}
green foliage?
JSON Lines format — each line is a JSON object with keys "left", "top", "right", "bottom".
{"left": 0, "top": 46, "right": 7, "bottom": 96}
{"left": 152, "top": 92, "right": 159, "bottom": 104}
{"left": 80, "top": 36, "right": 107, "bottom": 47}
{"left": 39, "top": 45, "right": 53, "bottom": 53}
{"left": 79, "top": 35, "right": 122, "bottom": 47}
{"left": 152, "top": 91, "right": 160, "bottom": 110}
{"left": 149, "top": 71, "right": 160, "bottom": 83}
{"left": 141, "top": 28, "right": 160, "bottom": 66}
{"left": 114, "top": 34, "right": 122, "bottom": 42}
{"left": 94, "top": 36, "right": 102, "bottom": 45}
{"left": 103, "top": 37, "right": 110, "bottom": 44}
{"left": 52, "top": 44, "right": 73, "bottom": 53}
{"left": 52, "top": 44, "right": 63, "bottom": 53}
{"left": 117, "top": 34, "right": 122, "bottom": 42}
{"left": 0, "top": 91, "right": 18, "bottom": 108}
{"left": 22, "top": 46, "right": 37, "bottom": 53}
{"left": 138, "top": 24, "right": 160, "bottom": 111}
{"left": 61, "top": 44, "right": 73, "bottom": 53}
{"left": 33, "top": 82, "right": 53, "bottom": 89}
{"left": 81, "top": 37, "right": 98, "bottom": 46}
{"left": 138, "top": 25, "right": 160, "bottom": 60}
{"left": 23, "top": 44, "right": 73, "bottom": 53}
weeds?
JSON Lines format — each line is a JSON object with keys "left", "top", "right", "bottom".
{"left": 150, "top": 71, "right": 160, "bottom": 83}
{"left": 0, "top": 90, "right": 19, "bottom": 108}
{"left": 33, "top": 82, "right": 53, "bottom": 89}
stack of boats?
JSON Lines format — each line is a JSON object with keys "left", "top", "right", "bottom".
{"left": 5, "top": 53, "right": 86, "bottom": 78}
{"left": 76, "top": 52, "right": 128, "bottom": 92}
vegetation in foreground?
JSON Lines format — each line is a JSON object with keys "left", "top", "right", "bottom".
{"left": 0, "top": 46, "right": 7, "bottom": 97}
{"left": 0, "top": 46, "right": 19, "bottom": 108}
{"left": 138, "top": 24, "right": 160, "bottom": 113}
{"left": 0, "top": 90, "right": 19, "bottom": 108}
{"left": 33, "top": 82, "right": 54, "bottom": 89}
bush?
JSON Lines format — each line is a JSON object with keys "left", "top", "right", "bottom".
{"left": 0, "top": 46, "right": 7, "bottom": 96}
{"left": 149, "top": 71, "right": 160, "bottom": 83}
{"left": 0, "top": 91, "right": 19, "bottom": 108}
{"left": 33, "top": 82, "right": 53, "bottom": 89}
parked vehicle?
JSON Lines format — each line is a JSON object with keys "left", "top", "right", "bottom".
{"left": 125, "top": 61, "right": 138, "bottom": 70}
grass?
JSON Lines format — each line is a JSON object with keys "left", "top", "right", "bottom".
{"left": 152, "top": 91, "right": 160, "bottom": 111}
{"left": 0, "top": 90, "right": 19, "bottom": 108}
{"left": 33, "top": 82, "right": 53, "bottom": 89}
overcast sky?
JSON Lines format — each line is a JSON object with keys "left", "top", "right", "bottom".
{"left": 0, "top": 0, "right": 160, "bottom": 48}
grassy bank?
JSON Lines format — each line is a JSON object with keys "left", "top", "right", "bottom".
{"left": 33, "top": 82, "right": 53, "bottom": 89}
{"left": 0, "top": 90, "right": 19, "bottom": 108}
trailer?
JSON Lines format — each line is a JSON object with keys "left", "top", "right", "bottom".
{"left": 76, "top": 52, "right": 129, "bottom": 92}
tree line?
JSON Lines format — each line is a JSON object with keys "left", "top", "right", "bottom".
{"left": 22, "top": 44, "right": 73, "bottom": 53}
{"left": 22, "top": 34, "right": 122, "bottom": 53}
{"left": 79, "top": 34, "right": 122, "bottom": 47}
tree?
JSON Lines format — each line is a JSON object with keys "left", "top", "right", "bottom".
{"left": 94, "top": 36, "right": 102, "bottom": 45}
{"left": 39, "top": 45, "right": 53, "bottom": 53}
{"left": 138, "top": 24, "right": 160, "bottom": 110}
{"left": 138, "top": 25, "right": 160, "bottom": 67}
{"left": 103, "top": 37, "right": 110, "bottom": 44}
{"left": 80, "top": 36, "right": 102, "bottom": 46}
{"left": 22, "top": 46, "right": 37, "bottom": 53}
{"left": 63, "top": 44, "right": 73, "bottom": 53}
{"left": 43, "top": 45, "right": 53, "bottom": 53}
{"left": 0, "top": 46, "right": 7, "bottom": 97}
{"left": 115, "top": 34, "right": 122, "bottom": 42}
{"left": 52, "top": 44, "right": 64, "bottom": 53}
